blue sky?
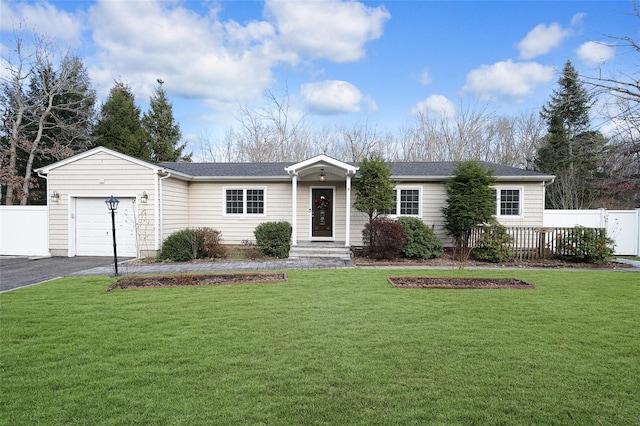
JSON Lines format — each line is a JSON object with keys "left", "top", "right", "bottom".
{"left": 1, "top": 1, "right": 637, "bottom": 156}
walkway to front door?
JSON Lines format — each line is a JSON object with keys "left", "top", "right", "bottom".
{"left": 312, "top": 188, "right": 333, "bottom": 238}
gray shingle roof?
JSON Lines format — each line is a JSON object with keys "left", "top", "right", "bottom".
{"left": 159, "top": 160, "right": 553, "bottom": 180}
{"left": 159, "top": 162, "right": 291, "bottom": 177}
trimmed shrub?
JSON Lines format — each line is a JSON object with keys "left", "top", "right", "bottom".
{"left": 158, "top": 229, "right": 198, "bottom": 262}
{"left": 363, "top": 217, "right": 406, "bottom": 260}
{"left": 472, "top": 222, "right": 513, "bottom": 263}
{"left": 195, "top": 227, "right": 226, "bottom": 258}
{"left": 397, "top": 217, "right": 443, "bottom": 259}
{"left": 558, "top": 227, "right": 615, "bottom": 263}
{"left": 254, "top": 221, "right": 292, "bottom": 259}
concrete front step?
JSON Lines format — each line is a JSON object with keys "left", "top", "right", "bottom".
{"left": 289, "top": 242, "right": 351, "bottom": 260}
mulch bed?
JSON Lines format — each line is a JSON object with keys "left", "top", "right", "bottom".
{"left": 353, "top": 251, "right": 630, "bottom": 269}
{"left": 106, "top": 272, "right": 287, "bottom": 291}
{"left": 388, "top": 276, "right": 534, "bottom": 289}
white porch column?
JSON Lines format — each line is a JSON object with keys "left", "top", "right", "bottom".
{"left": 345, "top": 173, "right": 352, "bottom": 247}
{"left": 291, "top": 172, "right": 298, "bottom": 245}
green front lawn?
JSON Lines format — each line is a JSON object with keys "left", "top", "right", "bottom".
{"left": 1, "top": 269, "right": 638, "bottom": 425}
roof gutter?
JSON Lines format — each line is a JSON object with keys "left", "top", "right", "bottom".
{"left": 188, "top": 175, "right": 290, "bottom": 182}
{"left": 392, "top": 174, "right": 556, "bottom": 183}
{"left": 155, "top": 169, "right": 172, "bottom": 251}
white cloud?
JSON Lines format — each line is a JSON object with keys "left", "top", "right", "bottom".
{"left": 300, "top": 80, "right": 365, "bottom": 114}
{"left": 0, "top": 0, "right": 85, "bottom": 48}
{"left": 577, "top": 41, "right": 615, "bottom": 65}
{"left": 265, "top": 0, "right": 390, "bottom": 63}
{"left": 517, "top": 22, "right": 571, "bottom": 59}
{"left": 411, "top": 94, "right": 455, "bottom": 118}
{"left": 571, "top": 12, "right": 586, "bottom": 27}
{"left": 463, "top": 60, "right": 555, "bottom": 99}
{"left": 82, "top": 0, "right": 389, "bottom": 111}
{"left": 419, "top": 69, "right": 432, "bottom": 85}
{"left": 87, "top": 0, "right": 277, "bottom": 103}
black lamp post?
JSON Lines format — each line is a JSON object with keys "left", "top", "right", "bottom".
{"left": 105, "top": 195, "right": 120, "bottom": 276}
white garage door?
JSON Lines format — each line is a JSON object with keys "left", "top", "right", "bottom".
{"left": 76, "top": 198, "right": 137, "bottom": 257}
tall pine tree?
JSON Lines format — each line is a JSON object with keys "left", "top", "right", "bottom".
{"left": 94, "top": 81, "right": 148, "bottom": 159}
{"left": 142, "top": 80, "right": 187, "bottom": 162}
{"left": 536, "top": 60, "right": 606, "bottom": 209}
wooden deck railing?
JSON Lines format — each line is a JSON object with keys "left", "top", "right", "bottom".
{"left": 469, "top": 226, "right": 608, "bottom": 260}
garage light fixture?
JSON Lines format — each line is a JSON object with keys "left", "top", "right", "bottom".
{"left": 51, "top": 191, "right": 60, "bottom": 202}
{"left": 141, "top": 191, "right": 148, "bottom": 203}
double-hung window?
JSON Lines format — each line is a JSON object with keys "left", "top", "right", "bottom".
{"left": 225, "top": 188, "right": 265, "bottom": 215}
{"left": 494, "top": 187, "right": 522, "bottom": 217}
{"left": 388, "top": 187, "right": 421, "bottom": 217}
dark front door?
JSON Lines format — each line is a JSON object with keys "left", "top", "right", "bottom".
{"left": 312, "top": 188, "right": 333, "bottom": 238}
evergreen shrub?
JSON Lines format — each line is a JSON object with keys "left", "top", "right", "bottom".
{"left": 558, "top": 227, "right": 615, "bottom": 263}
{"left": 397, "top": 217, "right": 443, "bottom": 259}
{"left": 363, "top": 217, "right": 406, "bottom": 260}
{"left": 158, "top": 229, "right": 198, "bottom": 262}
{"left": 254, "top": 222, "right": 292, "bottom": 259}
{"left": 472, "top": 221, "right": 513, "bottom": 263}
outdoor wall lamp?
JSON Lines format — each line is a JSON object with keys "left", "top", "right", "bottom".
{"left": 51, "top": 191, "right": 60, "bottom": 202}
{"left": 105, "top": 195, "right": 120, "bottom": 276}
{"left": 141, "top": 191, "right": 148, "bottom": 203}
{"left": 319, "top": 168, "right": 326, "bottom": 182}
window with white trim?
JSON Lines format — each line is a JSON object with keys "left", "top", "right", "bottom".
{"left": 495, "top": 187, "right": 522, "bottom": 217}
{"left": 388, "top": 187, "right": 421, "bottom": 216}
{"left": 225, "top": 188, "right": 265, "bottom": 215}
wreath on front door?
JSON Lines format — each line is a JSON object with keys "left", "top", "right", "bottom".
{"left": 315, "top": 195, "right": 330, "bottom": 209}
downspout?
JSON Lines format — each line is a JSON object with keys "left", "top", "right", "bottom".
{"left": 542, "top": 177, "right": 555, "bottom": 208}
{"left": 157, "top": 169, "right": 172, "bottom": 251}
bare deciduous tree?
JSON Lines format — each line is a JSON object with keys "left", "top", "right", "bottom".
{"left": 410, "top": 102, "right": 544, "bottom": 166}
{"left": 1, "top": 32, "right": 95, "bottom": 205}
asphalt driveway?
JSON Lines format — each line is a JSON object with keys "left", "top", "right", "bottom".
{"left": 0, "top": 256, "right": 120, "bottom": 292}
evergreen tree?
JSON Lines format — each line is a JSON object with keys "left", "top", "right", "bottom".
{"left": 540, "top": 61, "right": 591, "bottom": 140}
{"left": 94, "top": 81, "right": 148, "bottom": 159}
{"left": 441, "top": 161, "right": 496, "bottom": 259}
{"left": 142, "top": 80, "right": 187, "bottom": 162}
{"left": 536, "top": 60, "right": 606, "bottom": 209}
{"left": 353, "top": 153, "right": 396, "bottom": 225}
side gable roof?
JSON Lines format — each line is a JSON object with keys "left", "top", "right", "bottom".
{"left": 388, "top": 162, "right": 554, "bottom": 181}
{"left": 159, "top": 159, "right": 554, "bottom": 182}
{"left": 36, "top": 147, "right": 552, "bottom": 182}
{"left": 159, "top": 161, "right": 292, "bottom": 179}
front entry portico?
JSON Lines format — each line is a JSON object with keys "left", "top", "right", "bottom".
{"left": 285, "top": 155, "right": 358, "bottom": 247}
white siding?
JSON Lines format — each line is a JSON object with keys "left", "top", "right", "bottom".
{"left": 349, "top": 180, "right": 546, "bottom": 247}
{"left": 46, "top": 151, "right": 158, "bottom": 256}
{"left": 161, "top": 177, "right": 189, "bottom": 241}
{"left": 494, "top": 181, "right": 545, "bottom": 227}
{"left": 187, "top": 181, "right": 292, "bottom": 244}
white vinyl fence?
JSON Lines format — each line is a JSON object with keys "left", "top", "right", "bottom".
{"left": 543, "top": 209, "right": 640, "bottom": 256}
{"left": 0, "top": 206, "right": 49, "bottom": 256}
